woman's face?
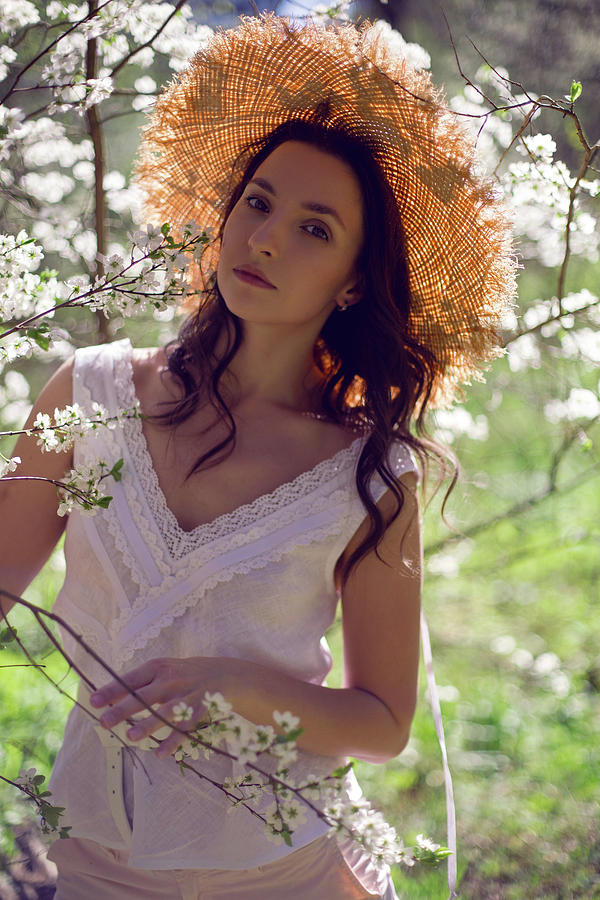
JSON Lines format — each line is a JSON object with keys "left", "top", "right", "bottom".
{"left": 217, "top": 141, "right": 364, "bottom": 332}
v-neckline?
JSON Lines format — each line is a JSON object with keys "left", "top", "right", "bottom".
{"left": 117, "top": 341, "right": 366, "bottom": 558}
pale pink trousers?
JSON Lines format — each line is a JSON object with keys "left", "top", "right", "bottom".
{"left": 48, "top": 833, "right": 397, "bottom": 899}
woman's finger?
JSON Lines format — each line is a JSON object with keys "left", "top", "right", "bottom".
{"left": 154, "top": 726, "right": 195, "bottom": 759}
{"left": 97, "top": 683, "right": 166, "bottom": 729}
{"left": 90, "top": 659, "right": 159, "bottom": 708}
{"left": 127, "top": 699, "right": 198, "bottom": 744}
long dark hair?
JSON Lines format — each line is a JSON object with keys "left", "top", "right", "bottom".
{"left": 156, "top": 115, "right": 455, "bottom": 586}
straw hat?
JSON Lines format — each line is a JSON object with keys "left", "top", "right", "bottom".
{"left": 135, "top": 13, "right": 517, "bottom": 406}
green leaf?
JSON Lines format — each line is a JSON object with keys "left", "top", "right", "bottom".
{"left": 568, "top": 80, "right": 582, "bottom": 103}
{"left": 96, "top": 496, "right": 112, "bottom": 509}
{"left": 39, "top": 269, "right": 58, "bottom": 283}
{"left": 109, "top": 458, "right": 124, "bottom": 482}
{"left": 331, "top": 761, "right": 354, "bottom": 778}
{"left": 25, "top": 325, "right": 51, "bottom": 351}
{"left": 0, "top": 626, "right": 17, "bottom": 648}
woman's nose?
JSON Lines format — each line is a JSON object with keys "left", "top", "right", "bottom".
{"left": 247, "top": 216, "right": 280, "bottom": 257}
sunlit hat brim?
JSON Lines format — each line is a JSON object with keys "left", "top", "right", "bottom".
{"left": 135, "top": 13, "right": 517, "bottom": 406}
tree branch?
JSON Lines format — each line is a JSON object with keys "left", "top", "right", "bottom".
{"left": 424, "top": 463, "right": 600, "bottom": 556}
{"left": 109, "top": 0, "right": 188, "bottom": 78}
{"left": 0, "top": 0, "right": 113, "bottom": 105}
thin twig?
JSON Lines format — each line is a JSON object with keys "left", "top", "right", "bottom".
{"left": 110, "top": 0, "right": 188, "bottom": 78}
{"left": 0, "top": 0, "right": 113, "bottom": 105}
{"left": 425, "top": 463, "right": 600, "bottom": 556}
{"left": 556, "top": 148, "right": 599, "bottom": 310}
{"left": 503, "top": 298, "right": 600, "bottom": 347}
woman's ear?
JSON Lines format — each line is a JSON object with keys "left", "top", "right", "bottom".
{"left": 335, "top": 277, "right": 363, "bottom": 310}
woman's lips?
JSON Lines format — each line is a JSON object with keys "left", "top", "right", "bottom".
{"left": 233, "top": 268, "right": 276, "bottom": 289}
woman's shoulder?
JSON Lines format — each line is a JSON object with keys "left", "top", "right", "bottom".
{"left": 130, "top": 345, "right": 178, "bottom": 416}
{"left": 130, "top": 345, "right": 165, "bottom": 381}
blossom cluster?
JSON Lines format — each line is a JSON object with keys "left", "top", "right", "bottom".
{"left": 0, "top": 231, "right": 65, "bottom": 323}
{"left": 11, "top": 767, "right": 70, "bottom": 838}
{"left": 28, "top": 402, "right": 138, "bottom": 453}
{"left": 56, "top": 457, "right": 123, "bottom": 516}
{"left": 171, "top": 691, "right": 300, "bottom": 772}
{"left": 0, "top": 0, "right": 39, "bottom": 37}
{"left": 0, "top": 453, "right": 20, "bottom": 477}
{"left": 168, "top": 692, "right": 444, "bottom": 869}
{"left": 0, "top": 225, "right": 211, "bottom": 361}
{"left": 503, "top": 134, "right": 599, "bottom": 267}
{"left": 11, "top": 0, "right": 214, "bottom": 115}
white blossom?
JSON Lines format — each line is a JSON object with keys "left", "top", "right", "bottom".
{"left": 507, "top": 334, "right": 542, "bottom": 372}
{"left": 72, "top": 160, "right": 95, "bottom": 185}
{"left": 14, "top": 767, "right": 37, "bottom": 787}
{"left": 433, "top": 407, "right": 489, "bottom": 443}
{"left": 520, "top": 133, "right": 557, "bottom": 164}
{"left": 416, "top": 833, "right": 440, "bottom": 853}
{"left": 312, "top": 1, "right": 352, "bottom": 24}
{"left": 56, "top": 459, "right": 120, "bottom": 517}
{"left": 0, "top": 0, "right": 39, "bottom": 35}
{"left": 202, "top": 692, "right": 233, "bottom": 717}
{"left": 0, "top": 106, "right": 25, "bottom": 165}
{"left": 132, "top": 93, "right": 155, "bottom": 112}
{"left": 273, "top": 710, "right": 301, "bottom": 732}
{"left": 0, "top": 44, "right": 17, "bottom": 80}
{"left": 84, "top": 74, "right": 114, "bottom": 108}
{"left": 172, "top": 702, "right": 194, "bottom": 723}
{"left": 20, "top": 172, "right": 75, "bottom": 205}
{"left": 29, "top": 401, "right": 127, "bottom": 453}
{"left": 41, "top": 32, "right": 86, "bottom": 84}
{"left": 46, "top": 1, "right": 80, "bottom": 19}
{"left": 134, "top": 75, "right": 156, "bottom": 94}
{"left": 0, "top": 455, "right": 21, "bottom": 477}
{"left": 544, "top": 388, "right": 600, "bottom": 423}
{"left": 363, "top": 20, "right": 431, "bottom": 70}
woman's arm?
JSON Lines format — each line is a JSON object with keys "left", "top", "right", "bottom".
{"left": 0, "top": 358, "right": 74, "bottom": 618}
{"left": 91, "top": 471, "right": 422, "bottom": 765}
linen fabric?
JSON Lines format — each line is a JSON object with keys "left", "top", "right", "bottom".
{"left": 47, "top": 833, "right": 396, "bottom": 899}
{"left": 48, "top": 339, "right": 415, "bottom": 893}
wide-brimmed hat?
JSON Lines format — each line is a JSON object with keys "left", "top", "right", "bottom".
{"left": 135, "top": 13, "right": 517, "bottom": 406}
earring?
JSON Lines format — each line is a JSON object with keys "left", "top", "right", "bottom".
{"left": 336, "top": 301, "right": 349, "bottom": 312}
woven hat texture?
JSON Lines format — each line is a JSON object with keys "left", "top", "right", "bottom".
{"left": 135, "top": 14, "right": 517, "bottom": 405}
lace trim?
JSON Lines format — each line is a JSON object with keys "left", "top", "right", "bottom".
{"left": 113, "top": 513, "right": 349, "bottom": 668}
{"left": 71, "top": 340, "right": 417, "bottom": 664}
{"left": 115, "top": 341, "right": 366, "bottom": 564}
{"left": 113, "top": 486, "right": 351, "bottom": 630}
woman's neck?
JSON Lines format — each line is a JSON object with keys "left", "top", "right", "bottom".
{"left": 217, "top": 320, "right": 324, "bottom": 415}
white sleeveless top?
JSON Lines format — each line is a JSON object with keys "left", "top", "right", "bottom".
{"left": 49, "top": 338, "right": 417, "bottom": 871}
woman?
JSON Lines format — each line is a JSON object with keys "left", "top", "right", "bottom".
{"left": 0, "top": 14, "right": 516, "bottom": 899}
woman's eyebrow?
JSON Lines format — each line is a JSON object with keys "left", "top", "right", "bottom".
{"left": 249, "top": 177, "right": 346, "bottom": 230}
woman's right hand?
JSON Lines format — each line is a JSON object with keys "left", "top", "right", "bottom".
{"left": 0, "top": 357, "right": 74, "bottom": 618}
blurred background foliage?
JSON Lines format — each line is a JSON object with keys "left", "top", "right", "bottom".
{"left": 1, "top": 0, "right": 599, "bottom": 897}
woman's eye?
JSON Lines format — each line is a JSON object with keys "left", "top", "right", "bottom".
{"left": 304, "top": 224, "right": 329, "bottom": 241}
{"left": 246, "top": 195, "right": 269, "bottom": 212}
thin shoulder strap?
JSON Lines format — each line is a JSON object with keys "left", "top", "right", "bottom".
{"left": 421, "top": 609, "right": 457, "bottom": 899}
